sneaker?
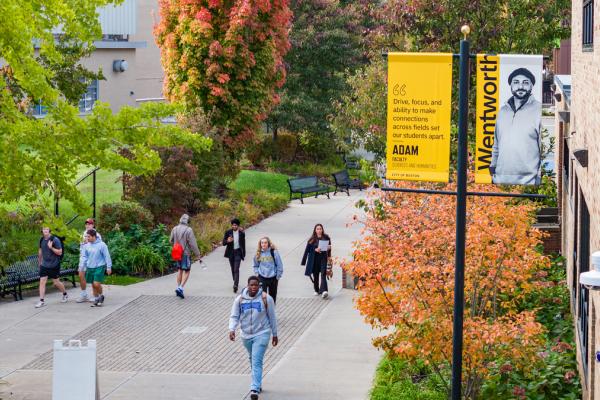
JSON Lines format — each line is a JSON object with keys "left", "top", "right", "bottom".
{"left": 233, "top": 286, "right": 238, "bottom": 294}
{"left": 35, "top": 300, "right": 46, "bottom": 308}
{"left": 61, "top": 293, "right": 69, "bottom": 303}
{"left": 313, "top": 291, "right": 319, "bottom": 296}
{"left": 175, "top": 288, "right": 184, "bottom": 299}
{"left": 76, "top": 293, "right": 89, "bottom": 303}
{"left": 250, "top": 391, "right": 259, "bottom": 400}
{"left": 322, "top": 291, "right": 329, "bottom": 299}
{"left": 92, "top": 295, "right": 105, "bottom": 307}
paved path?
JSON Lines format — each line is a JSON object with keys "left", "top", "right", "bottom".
{"left": 0, "top": 192, "right": 380, "bottom": 400}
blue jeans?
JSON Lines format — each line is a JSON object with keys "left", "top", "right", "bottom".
{"left": 242, "top": 332, "right": 270, "bottom": 392}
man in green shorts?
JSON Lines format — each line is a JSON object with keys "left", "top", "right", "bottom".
{"left": 80, "top": 229, "right": 112, "bottom": 307}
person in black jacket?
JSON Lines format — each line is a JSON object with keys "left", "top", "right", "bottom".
{"left": 301, "top": 223, "right": 332, "bottom": 299}
{"left": 223, "top": 218, "right": 246, "bottom": 293}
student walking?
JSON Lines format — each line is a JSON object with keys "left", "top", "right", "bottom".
{"left": 36, "top": 227, "right": 68, "bottom": 308}
{"left": 223, "top": 218, "right": 246, "bottom": 293}
{"left": 301, "top": 223, "right": 332, "bottom": 299}
{"left": 77, "top": 218, "right": 102, "bottom": 303}
{"left": 170, "top": 214, "right": 202, "bottom": 299}
{"left": 80, "top": 229, "right": 112, "bottom": 307}
{"left": 253, "top": 237, "right": 283, "bottom": 304}
{"left": 229, "top": 276, "right": 278, "bottom": 400}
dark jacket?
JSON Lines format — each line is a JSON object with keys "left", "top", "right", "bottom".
{"left": 223, "top": 229, "right": 246, "bottom": 260}
{"left": 301, "top": 235, "right": 331, "bottom": 276}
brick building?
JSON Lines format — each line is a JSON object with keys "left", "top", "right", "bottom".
{"left": 555, "top": 0, "right": 600, "bottom": 398}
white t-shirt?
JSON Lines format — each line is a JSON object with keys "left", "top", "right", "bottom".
{"left": 233, "top": 230, "right": 240, "bottom": 250}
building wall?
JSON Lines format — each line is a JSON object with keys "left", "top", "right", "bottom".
{"left": 82, "top": 49, "right": 138, "bottom": 113}
{"left": 560, "top": 1, "right": 600, "bottom": 398}
{"left": 131, "top": 0, "right": 164, "bottom": 102}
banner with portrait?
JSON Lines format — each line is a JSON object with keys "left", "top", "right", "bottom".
{"left": 386, "top": 53, "right": 453, "bottom": 182}
{"left": 475, "top": 54, "right": 543, "bottom": 185}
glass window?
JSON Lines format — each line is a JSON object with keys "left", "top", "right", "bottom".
{"left": 583, "top": 0, "right": 594, "bottom": 50}
{"left": 79, "top": 80, "right": 99, "bottom": 113}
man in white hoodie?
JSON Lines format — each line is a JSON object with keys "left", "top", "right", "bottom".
{"left": 229, "top": 276, "right": 278, "bottom": 400}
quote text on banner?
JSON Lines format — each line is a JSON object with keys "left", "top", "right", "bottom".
{"left": 386, "top": 53, "right": 453, "bottom": 182}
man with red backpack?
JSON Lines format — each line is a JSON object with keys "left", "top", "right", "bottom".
{"left": 170, "top": 214, "right": 202, "bottom": 299}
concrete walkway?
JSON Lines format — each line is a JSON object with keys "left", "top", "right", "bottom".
{"left": 0, "top": 192, "right": 380, "bottom": 400}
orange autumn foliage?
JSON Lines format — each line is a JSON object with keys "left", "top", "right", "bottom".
{"left": 343, "top": 180, "right": 549, "bottom": 397}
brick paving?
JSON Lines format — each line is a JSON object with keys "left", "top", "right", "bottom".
{"left": 24, "top": 295, "right": 329, "bottom": 375}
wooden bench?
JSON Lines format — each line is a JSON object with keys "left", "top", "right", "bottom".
{"left": 287, "top": 176, "right": 330, "bottom": 204}
{"left": 0, "top": 255, "right": 76, "bottom": 301}
{"left": 332, "top": 170, "right": 363, "bottom": 196}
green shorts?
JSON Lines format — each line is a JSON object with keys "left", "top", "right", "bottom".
{"left": 85, "top": 266, "right": 106, "bottom": 283}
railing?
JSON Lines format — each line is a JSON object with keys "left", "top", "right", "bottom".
{"left": 54, "top": 167, "right": 100, "bottom": 227}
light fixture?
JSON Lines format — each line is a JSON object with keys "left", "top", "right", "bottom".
{"left": 580, "top": 251, "right": 600, "bottom": 290}
{"left": 573, "top": 148, "right": 589, "bottom": 168}
{"left": 113, "top": 59, "right": 128, "bottom": 73}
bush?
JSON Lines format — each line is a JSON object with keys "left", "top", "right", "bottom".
{"left": 97, "top": 201, "right": 154, "bottom": 233}
{"left": 102, "top": 224, "right": 171, "bottom": 277}
{"left": 272, "top": 132, "right": 298, "bottom": 162}
{"left": 126, "top": 146, "right": 200, "bottom": 224}
{"left": 370, "top": 356, "right": 447, "bottom": 400}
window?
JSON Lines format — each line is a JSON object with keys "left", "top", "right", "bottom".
{"left": 31, "top": 102, "right": 48, "bottom": 117}
{"left": 578, "top": 191, "right": 590, "bottom": 380}
{"left": 583, "top": 0, "right": 594, "bottom": 50}
{"left": 563, "top": 140, "right": 570, "bottom": 193}
{"left": 79, "top": 80, "right": 98, "bottom": 113}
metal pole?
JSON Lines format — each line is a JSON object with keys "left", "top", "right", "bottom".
{"left": 92, "top": 169, "right": 97, "bottom": 219}
{"left": 451, "top": 26, "right": 471, "bottom": 400}
{"left": 54, "top": 193, "right": 59, "bottom": 217}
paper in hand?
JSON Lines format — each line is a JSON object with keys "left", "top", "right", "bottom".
{"left": 318, "top": 240, "right": 329, "bottom": 252}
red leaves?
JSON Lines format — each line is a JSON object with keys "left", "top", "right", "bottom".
{"left": 155, "top": 0, "right": 292, "bottom": 150}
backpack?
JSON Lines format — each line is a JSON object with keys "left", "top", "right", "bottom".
{"left": 39, "top": 235, "right": 65, "bottom": 263}
{"left": 171, "top": 242, "right": 184, "bottom": 261}
{"left": 171, "top": 226, "right": 190, "bottom": 261}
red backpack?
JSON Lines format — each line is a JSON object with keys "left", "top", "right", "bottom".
{"left": 171, "top": 242, "right": 184, "bottom": 261}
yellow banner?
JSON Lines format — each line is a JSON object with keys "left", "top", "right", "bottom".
{"left": 386, "top": 53, "right": 453, "bottom": 182}
{"left": 475, "top": 54, "right": 500, "bottom": 183}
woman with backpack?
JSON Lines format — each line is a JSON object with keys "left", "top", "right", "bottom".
{"left": 301, "top": 223, "right": 332, "bottom": 299}
{"left": 253, "top": 237, "right": 283, "bottom": 303}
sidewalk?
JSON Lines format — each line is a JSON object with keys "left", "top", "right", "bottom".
{"left": 0, "top": 192, "right": 380, "bottom": 400}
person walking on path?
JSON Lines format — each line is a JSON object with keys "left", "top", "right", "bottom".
{"left": 301, "top": 223, "right": 332, "bottom": 299}
{"left": 80, "top": 229, "right": 112, "bottom": 307}
{"left": 229, "top": 276, "right": 278, "bottom": 400}
{"left": 170, "top": 214, "right": 202, "bottom": 299}
{"left": 253, "top": 237, "right": 283, "bottom": 304}
{"left": 223, "top": 218, "right": 246, "bottom": 293}
{"left": 36, "top": 227, "right": 68, "bottom": 308}
{"left": 77, "top": 218, "right": 102, "bottom": 303}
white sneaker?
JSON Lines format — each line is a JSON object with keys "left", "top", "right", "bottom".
{"left": 322, "top": 291, "right": 329, "bottom": 299}
{"left": 35, "top": 300, "right": 46, "bottom": 308}
{"left": 76, "top": 293, "right": 89, "bottom": 303}
{"left": 61, "top": 293, "right": 69, "bottom": 303}
{"left": 313, "top": 291, "right": 319, "bottom": 296}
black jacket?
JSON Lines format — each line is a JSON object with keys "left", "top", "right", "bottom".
{"left": 223, "top": 229, "right": 246, "bottom": 260}
{"left": 301, "top": 235, "right": 331, "bottom": 276}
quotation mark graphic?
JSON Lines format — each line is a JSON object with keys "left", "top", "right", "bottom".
{"left": 393, "top": 84, "right": 407, "bottom": 96}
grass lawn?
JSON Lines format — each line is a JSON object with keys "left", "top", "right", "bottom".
{"left": 58, "top": 168, "right": 123, "bottom": 224}
{"left": 229, "top": 170, "right": 290, "bottom": 196}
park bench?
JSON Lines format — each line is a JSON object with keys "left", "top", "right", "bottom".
{"left": 332, "top": 170, "right": 363, "bottom": 196}
{"left": 287, "top": 176, "right": 330, "bottom": 204}
{"left": 0, "top": 255, "right": 76, "bottom": 301}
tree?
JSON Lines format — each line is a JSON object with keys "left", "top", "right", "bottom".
{"left": 267, "top": 0, "right": 367, "bottom": 149}
{"left": 155, "top": 0, "right": 292, "bottom": 150}
{"left": 333, "top": 0, "right": 570, "bottom": 159}
{"left": 0, "top": 0, "right": 211, "bottom": 211}
{"left": 343, "top": 180, "right": 550, "bottom": 399}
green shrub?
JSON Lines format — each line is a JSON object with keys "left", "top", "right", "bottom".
{"left": 129, "top": 245, "right": 167, "bottom": 277}
{"left": 370, "top": 356, "right": 447, "bottom": 400}
{"left": 272, "top": 132, "right": 298, "bottom": 162}
{"left": 98, "top": 201, "right": 154, "bottom": 233}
